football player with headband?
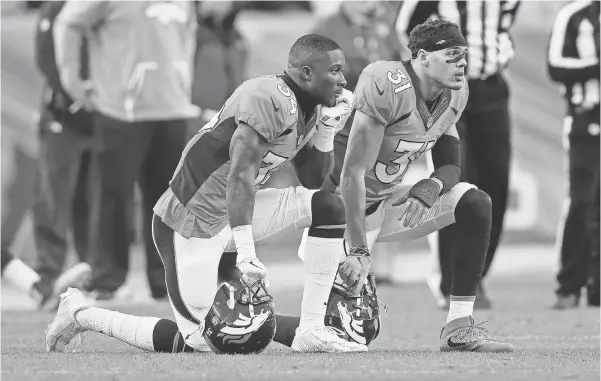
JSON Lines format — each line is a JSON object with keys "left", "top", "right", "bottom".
{"left": 329, "top": 17, "right": 515, "bottom": 352}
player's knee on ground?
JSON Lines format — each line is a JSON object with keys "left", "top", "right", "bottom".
{"left": 455, "top": 189, "right": 492, "bottom": 226}
{"left": 311, "top": 191, "right": 345, "bottom": 227}
{"left": 152, "top": 318, "right": 195, "bottom": 353}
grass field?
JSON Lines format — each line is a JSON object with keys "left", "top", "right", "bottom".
{"left": 2, "top": 277, "right": 599, "bottom": 381}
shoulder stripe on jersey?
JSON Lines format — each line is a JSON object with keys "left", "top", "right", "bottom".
{"left": 152, "top": 215, "right": 200, "bottom": 326}
{"left": 171, "top": 117, "right": 237, "bottom": 206}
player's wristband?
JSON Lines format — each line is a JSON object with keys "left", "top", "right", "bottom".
{"left": 313, "top": 126, "right": 335, "bottom": 152}
{"left": 232, "top": 225, "right": 257, "bottom": 262}
{"left": 408, "top": 179, "right": 440, "bottom": 208}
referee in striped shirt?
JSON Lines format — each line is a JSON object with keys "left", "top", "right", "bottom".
{"left": 395, "top": 1, "right": 521, "bottom": 308}
{"left": 547, "top": 0, "right": 599, "bottom": 309}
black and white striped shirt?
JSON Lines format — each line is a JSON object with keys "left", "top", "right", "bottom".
{"left": 547, "top": 0, "right": 600, "bottom": 121}
{"left": 395, "top": 1, "right": 521, "bottom": 80}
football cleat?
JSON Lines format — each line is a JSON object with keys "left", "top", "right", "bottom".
{"left": 45, "top": 287, "right": 90, "bottom": 352}
{"left": 291, "top": 325, "right": 368, "bottom": 353}
{"left": 41, "top": 262, "right": 92, "bottom": 311}
{"left": 440, "top": 316, "right": 515, "bottom": 352}
{"left": 551, "top": 294, "right": 579, "bottom": 310}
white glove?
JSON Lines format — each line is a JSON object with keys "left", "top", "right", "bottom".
{"left": 320, "top": 88, "right": 354, "bottom": 133}
{"left": 237, "top": 258, "right": 270, "bottom": 288}
{"left": 314, "top": 89, "right": 354, "bottom": 151}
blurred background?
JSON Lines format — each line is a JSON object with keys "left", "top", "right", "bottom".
{"left": 0, "top": 1, "right": 585, "bottom": 306}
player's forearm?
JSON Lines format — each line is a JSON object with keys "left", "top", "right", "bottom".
{"left": 341, "top": 171, "right": 368, "bottom": 248}
{"left": 226, "top": 169, "right": 257, "bottom": 228}
{"left": 227, "top": 124, "right": 266, "bottom": 229}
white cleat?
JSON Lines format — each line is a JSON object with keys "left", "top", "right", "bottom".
{"left": 45, "top": 287, "right": 90, "bottom": 352}
{"left": 41, "top": 262, "right": 92, "bottom": 311}
{"left": 291, "top": 326, "right": 368, "bottom": 353}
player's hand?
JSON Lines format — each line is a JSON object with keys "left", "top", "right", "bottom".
{"left": 237, "top": 258, "right": 270, "bottom": 288}
{"left": 392, "top": 179, "right": 440, "bottom": 228}
{"left": 394, "top": 195, "right": 430, "bottom": 228}
{"left": 337, "top": 246, "right": 374, "bottom": 297}
{"left": 318, "top": 89, "right": 354, "bottom": 134}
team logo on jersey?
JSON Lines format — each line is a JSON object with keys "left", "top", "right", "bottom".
{"left": 337, "top": 302, "right": 367, "bottom": 344}
{"left": 145, "top": 2, "right": 188, "bottom": 25}
{"left": 216, "top": 310, "right": 271, "bottom": 345}
{"left": 427, "top": 116, "right": 434, "bottom": 128}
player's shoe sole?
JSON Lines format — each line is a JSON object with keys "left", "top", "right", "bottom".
{"left": 291, "top": 326, "right": 368, "bottom": 353}
{"left": 440, "top": 316, "right": 515, "bottom": 353}
{"left": 45, "top": 288, "right": 90, "bottom": 352}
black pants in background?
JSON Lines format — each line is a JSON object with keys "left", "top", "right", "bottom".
{"left": 438, "top": 74, "right": 511, "bottom": 296}
{"left": 33, "top": 108, "right": 92, "bottom": 289}
{"left": 556, "top": 120, "right": 600, "bottom": 297}
{"left": 86, "top": 113, "right": 187, "bottom": 298}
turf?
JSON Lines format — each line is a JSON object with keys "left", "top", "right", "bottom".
{"left": 2, "top": 278, "right": 599, "bottom": 381}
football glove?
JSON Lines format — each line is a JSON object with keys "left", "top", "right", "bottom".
{"left": 336, "top": 246, "right": 374, "bottom": 298}
{"left": 237, "top": 258, "right": 270, "bottom": 288}
{"left": 318, "top": 88, "right": 354, "bottom": 134}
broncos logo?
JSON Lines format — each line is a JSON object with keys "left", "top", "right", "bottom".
{"left": 216, "top": 310, "right": 271, "bottom": 345}
{"left": 337, "top": 302, "right": 367, "bottom": 345}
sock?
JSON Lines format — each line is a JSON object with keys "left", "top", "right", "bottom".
{"left": 450, "top": 189, "right": 491, "bottom": 297}
{"left": 298, "top": 228, "right": 344, "bottom": 332}
{"left": 447, "top": 295, "right": 475, "bottom": 323}
{"left": 273, "top": 315, "right": 300, "bottom": 347}
{"left": 151, "top": 318, "right": 195, "bottom": 353}
{"left": 75, "top": 307, "right": 160, "bottom": 351}
{"left": 3, "top": 258, "right": 41, "bottom": 295}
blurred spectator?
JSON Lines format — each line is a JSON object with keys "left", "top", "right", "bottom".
{"left": 396, "top": 1, "right": 521, "bottom": 308}
{"left": 54, "top": 1, "right": 200, "bottom": 302}
{"left": 547, "top": 0, "right": 600, "bottom": 309}
{"left": 32, "top": 1, "right": 93, "bottom": 309}
{"left": 313, "top": 1, "right": 403, "bottom": 91}
{"left": 190, "top": 1, "right": 248, "bottom": 140}
{"left": 244, "top": 1, "right": 312, "bottom": 12}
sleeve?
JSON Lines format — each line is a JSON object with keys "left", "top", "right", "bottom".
{"left": 54, "top": 1, "right": 107, "bottom": 101}
{"left": 497, "top": 2, "right": 521, "bottom": 68}
{"left": 56, "top": 0, "right": 108, "bottom": 31}
{"left": 353, "top": 67, "right": 402, "bottom": 126}
{"left": 236, "top": 87, "right": 291, "bottom": 143}
{"left": 547, "top": 3, "right": 600, "bottom": 84}
{"left": 35, "top": 1, "right": 66, "bottom": 93}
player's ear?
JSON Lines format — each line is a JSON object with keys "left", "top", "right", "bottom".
{"left": 418, "top": 50, "right": 429, "bottom": 67}
{"left": 300, "top": 65, "right": 312, "bottom": 81}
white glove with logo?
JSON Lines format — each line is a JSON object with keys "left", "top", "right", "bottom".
{"left": 237, "top": 258, "right": 270, "bottom": 288}
{"left": 314, "top": 89, "right": 354, "bottom": 152}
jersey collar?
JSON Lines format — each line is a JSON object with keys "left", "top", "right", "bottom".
{"left": 402, "top": 61, "right": 452, "bottom": 130}
{"left": 280, "top": 72, "right": 317, "bottom": 117}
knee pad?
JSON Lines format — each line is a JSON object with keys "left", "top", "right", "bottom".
{"left": 455, "top": 189, "right": 492, "bottom": 224}
{"left": 311, "top": 191, "right": 345, "bottom": 227}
